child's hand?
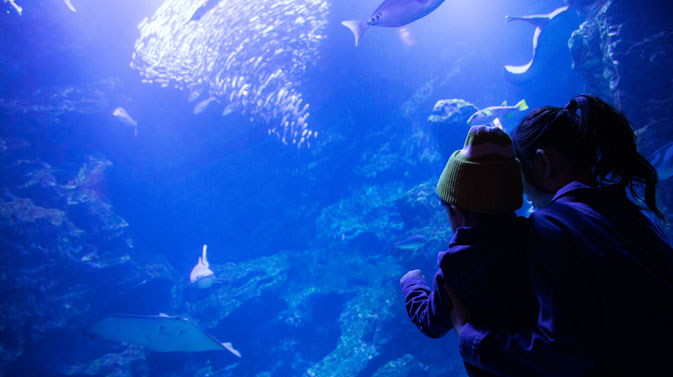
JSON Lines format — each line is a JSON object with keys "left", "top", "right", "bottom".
{"left": 400, "top": 269, "right": 424, "bottom": 284}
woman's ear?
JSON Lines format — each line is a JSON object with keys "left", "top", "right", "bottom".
{"left": 535, "top": 149, "right": 553, "bottom": 177}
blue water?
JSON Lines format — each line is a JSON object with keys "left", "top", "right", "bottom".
{"left": 1, "top": 0, "right": 668, "bottom": 376}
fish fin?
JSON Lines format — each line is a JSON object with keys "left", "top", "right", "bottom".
{"left": 516, "top": 99, "right": 528, "bottom": 111}
{"left": 64, "top": 0, "right": 77, "bottom": 12}
{"left": 202, "top": 244, "right": 208, "bottom": 265}
{"left": 493, "top": 118, "right": 504, "bottom": 129}
{"left": 223, "top": 342, "right": 242, "bottom": 357}
{"left": 501, "top": 100, "right": 508, "bottom": 106}
{"left": 483, "top": 109, "right": 493, "bottom": 116}
{"left": 341, "top": 20, "right": 368, "bottom": 47}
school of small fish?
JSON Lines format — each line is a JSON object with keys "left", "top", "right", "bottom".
{"left": 131, "top": 0, "right": 328, "bottom": 147}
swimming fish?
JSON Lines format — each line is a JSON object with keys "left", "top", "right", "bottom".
{"left": 83, "top": 314, "right": 241, "bottom": 356}
{"left": 390, "top": 235, "right": 428, "bottom": 250}
{"left": 650, "top": 141, "right": 673, "bottom": 180}
{"left": 6, "top": 0, "right": 22, "bottom": 15}
{"left": 190, "top": 244, "right": 215, "bottom": 288}
{"left": 504, "top": 6, "right": 580, "bottom": 84}
{"left": 505, "top": 6, "right": 568, "bottom": 29}
{"left": 193, "top": 97, "right": 216, "bottom": 114}
{"left": 64, "top": 0, "right": 76, "bottom": 12}
{"left": 112, "top": 107, "right": 138, "bottom": 136}
{"left": 341, "top": 0, "right": 446, "bottom": 47}
{"left": 467, "top": 100, "right": 529, "bottom": 127}
{"left": 189, "top": 0, "right": 220, "bottom": 22}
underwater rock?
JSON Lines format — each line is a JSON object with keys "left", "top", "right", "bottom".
{"left": 568, "top": 0, "right": 673, "bottom": 231}
{"left": 132, "top": 0, "right": 329, "bottom": 146}
{"left": 569, "top": 0, "right": 673, "bottom": 134}
{"left": 395, "top": 181, "right": 442, "bottom": 231}
{"left": 0, "top": 147, "right": 175, "bottom": 373}
{"left": 305, "top": 287, "right": 395, "bottom": 377}
{"left": 426, "top": 99, "right": 478, "bottom": 161}
{"left": 315, "top": 183, "right": 405, "bottom": 243}
{"left": 371, "top": 354, "right": 426, "bottom": 377}
{"left": 62, "top": 345, "right": 149, "bottom": 377}
{"left": 394, "top": 181, "right": 451, "bottom": 243}
{"left": 0, "top": 78, "right": 119, "bottom": 118}
{"left": 183, "top": 253, "right": 290, "bottom": 328}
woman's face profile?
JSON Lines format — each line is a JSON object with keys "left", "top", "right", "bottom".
{"left": 522, "top": 171, "right": 555, "bottom": 209}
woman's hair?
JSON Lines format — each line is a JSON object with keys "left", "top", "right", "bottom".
{"left": 512, "top": 94, "right": 663, "bottom": 219}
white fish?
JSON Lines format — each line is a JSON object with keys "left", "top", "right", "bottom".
{"left": 650, "top": 141, "right": 673, "bottom": 180}
{"left": 84, "top": 314, "right": 241, "bottom": 356}
{"left": 64, "top": 0, "right": 76, "bottom": 12}
{"left": 467, "top": 100, "right": 529, "bottom": 127}
{"left": 342, "top": 0, "right": 446, "bottom": 47}
{"left": 193, "top": 97, "right": 216, "bottom": 114}
{"left": 112, "top": 107, "right": 138, "bottom": 136}
{"left": 7, "top": 0, "right": 22, "bottom": 16}
{"left": 190, "top": 244, "right": 215, "bottom": 288}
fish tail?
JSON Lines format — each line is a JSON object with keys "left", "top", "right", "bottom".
{"left": 341, "top": 20, "right": 368, "bottom": 47}
{"left": 223, "top": 342, "right": 242, "bottom": 357}
{"left": 516, "top": 99, "right": 529, "bottom": 111}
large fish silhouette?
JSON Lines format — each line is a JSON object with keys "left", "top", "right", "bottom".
{"left": 504, "top": 6, "right": 581, "bottom": 84}
{"left": 342, "top": 0, "right": 446, "bottom": 47}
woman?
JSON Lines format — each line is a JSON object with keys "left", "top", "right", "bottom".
{"left": 449, "top": 95, "right": 673, "bottom": 376}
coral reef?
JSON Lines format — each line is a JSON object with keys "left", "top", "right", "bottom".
{"left": 0, "top": 134, "right": 175, "bottom": 374}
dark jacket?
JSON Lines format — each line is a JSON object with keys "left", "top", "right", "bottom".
{"left": 458, "top": 182, "right": 673, "bottom": 376}
{"left": 401, "top": 212, "right": 536, "bottom": 376}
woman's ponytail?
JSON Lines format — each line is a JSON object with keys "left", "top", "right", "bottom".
{"left": 569, "top": 95, "right": 663, "bottom": 219}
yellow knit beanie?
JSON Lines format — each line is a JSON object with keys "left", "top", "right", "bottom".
{"left": 436, "top": 125, "right": 523, "bottom": 214}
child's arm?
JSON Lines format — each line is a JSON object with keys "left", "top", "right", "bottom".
{"left": 400, "top": 268, "right": 454, "bottom": 338}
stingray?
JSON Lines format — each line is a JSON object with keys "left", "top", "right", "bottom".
{"left": 83, "top": 314, "right": 241, "bottom": 356}
{"left": 504, "top": 6, "right": 580, "bottom": 84}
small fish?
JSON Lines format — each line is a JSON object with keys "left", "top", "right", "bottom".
{"left": 505, "top": 6, "right": 568, "bottom": 29}
{"left": 193, "top": 97, "right": 216, "bottom": 114}
{"left": 64, "top": 0, "right": 76, "bottom": 12}
{"left": 190, "top": 244, "right": 215, "bottom": 288}
{"left": 391, "top": 235, "right": 429, "bottom": 250}
{"left": 467, "top": 100, "right": 529, "bottom": 127}
{"left": 189, "top": 0, "right": 220, "bottom": 22}
{"left": 342, "top": 0, "right": 446, "bottom": 47}
{"left": 7, "top": 0, "right": 23, "bottom": 16}
{"left": 650, "top": 141, "right": 673, "bottom": 180}
{"left": 112, "top": 107, "right": 138, "bottom": 136}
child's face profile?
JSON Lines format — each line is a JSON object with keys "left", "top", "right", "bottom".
{"left": 443, "top": 202, "right": 463, "bottom": 232}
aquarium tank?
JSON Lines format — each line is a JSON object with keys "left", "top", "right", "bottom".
{"left": 1, "top": 0, "right": 671, "bottom": 376}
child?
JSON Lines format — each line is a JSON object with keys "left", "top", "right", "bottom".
{"left": 400, "top": 125, "right": 536, "bottom": 375}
